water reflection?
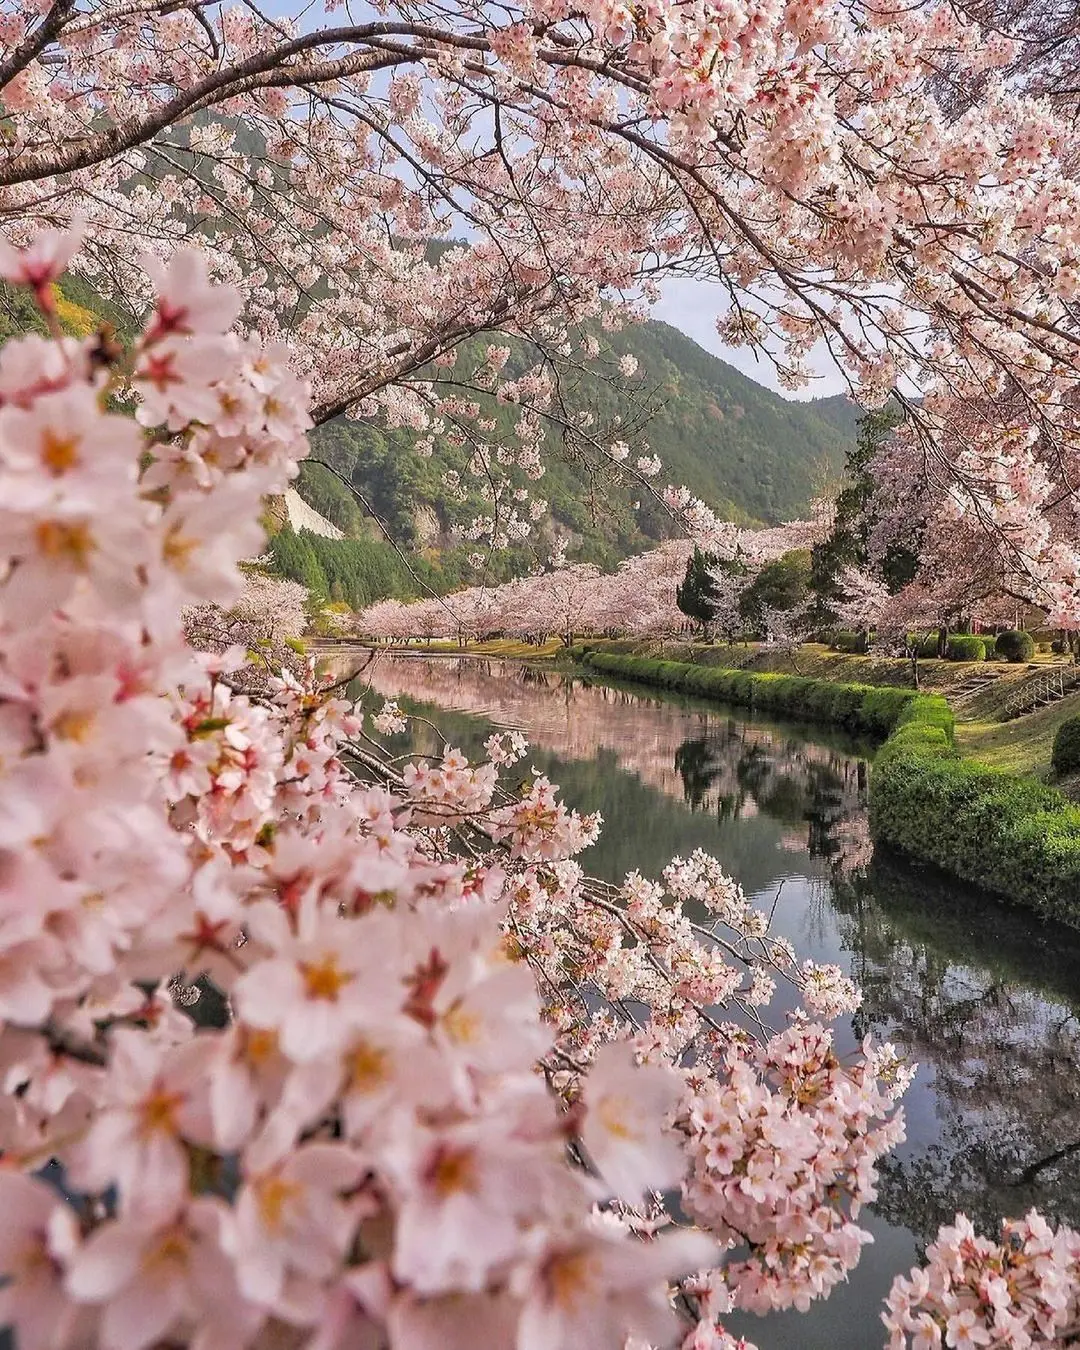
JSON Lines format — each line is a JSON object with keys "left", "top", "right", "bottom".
{"left": 673, "top": 726, "right": 873, "bottom": 878}
{"left": 348, "top": 651, "right": 876, "bottom": 885}
{"left": 836, "top": 858, "right": 1080, "bottom": 1245}
{"left": 339, "top": 650, "right": 1080, "bottom": 1346}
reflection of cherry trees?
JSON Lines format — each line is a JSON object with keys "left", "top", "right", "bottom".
{"left": 353, "top": 653, "right": 871, "bottom": 828}
{"left": 673, "top": 727, "right": 872, "bottom": 878}
{"left": 834, "top": 861, "right": 1080, "bottom": 1246}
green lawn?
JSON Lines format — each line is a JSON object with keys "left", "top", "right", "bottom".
{"left": 956, "top": 689, "right": 1080, "bottom": 780}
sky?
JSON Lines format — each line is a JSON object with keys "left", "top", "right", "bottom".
{"left": 653, "top": 278, "right": 849, "bottom": 402}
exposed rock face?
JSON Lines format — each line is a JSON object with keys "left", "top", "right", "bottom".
{"left": 413, "top": 505, "right": 441, "bottom": 546}
{"left": 267, "top": 491, "right": 345, "bottom": 540}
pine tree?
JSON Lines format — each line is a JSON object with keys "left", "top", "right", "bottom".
{"left": 676, "top": 547, "right": 721, "bottom": 634}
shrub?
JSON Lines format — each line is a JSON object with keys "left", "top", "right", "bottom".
{"left": 945, "top": 635, "right": 986, "bottom": 662}
{"left": 1052, "top": 717, "right": 1080, "bottom": 776}
{"left": 872, "top": 700, "right": 1080, "bottom": 922}
{"left": 1052, "top": 639, "right": 1068, "bottom": 655}
{"left": 576, "top": 650, "right": 917, "bottom": 737}
{"left": 995, "top": 629, "right": 1035, "bottom": 663}
{"left": 915, "top": 633, "right": 941, "bottom": 658}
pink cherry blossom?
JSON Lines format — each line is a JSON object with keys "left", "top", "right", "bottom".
{"left": 581, "top": 1040, "right": 686, "bottom": 1199}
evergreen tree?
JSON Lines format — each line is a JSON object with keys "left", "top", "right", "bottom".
{"left": 739, "top": 549, "right": 812, "bottom": 632}
{"left": 809, "top": 404, "right": 917, "bottom": 627}
{"left": 676, "top": 547, "right": 721, "bottom": 633}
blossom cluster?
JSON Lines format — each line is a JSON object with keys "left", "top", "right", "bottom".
{"left": 9, "top": 0, "right": 1080, "bottom": 601}
{"left": 884, "top": 1212, "right": 1080, "bottom": 1348}
{"left": 0, "top": 240, "right": 725, "bottom": 1350}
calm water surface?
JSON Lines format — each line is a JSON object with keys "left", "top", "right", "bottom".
{"left": 343, "top": 650, "right": 1080, "bottom": 1349}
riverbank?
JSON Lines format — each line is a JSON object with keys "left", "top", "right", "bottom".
{"left": 569, "top": 646, "right": 1080, "bottom": 922}
{"left": 569, "top": 638, "right": 1080, "bottom": 782}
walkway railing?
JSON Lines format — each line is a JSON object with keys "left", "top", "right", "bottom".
{"left": 1002, "top": 665, "right": 1080, "bottom": 719}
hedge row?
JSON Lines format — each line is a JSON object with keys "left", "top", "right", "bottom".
{"left": 578, "top": 650, "right": 922, "bottom": 737}
{"left": 575, "top": 649, "right": 1080, "bottom": 922}
{"left": 871, "top": 699, "right": 1080, "bottom": 921}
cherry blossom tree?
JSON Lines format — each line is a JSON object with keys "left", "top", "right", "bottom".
{"left": 0, "top": 246, "right": 945, "bottom": 1350}
{"left": 834, "top": 565, "right": 892, "bottom": 640}
{"left": 184, "top": 568, "right": 310, "bottom": 689}
{"left": 7, "top": 0, "right": 1080, "bottom": 589}
{"left": 5, "top": 0, "right": 1080, "bottom": 1332}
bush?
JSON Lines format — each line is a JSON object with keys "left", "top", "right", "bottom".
{"left": 1052, "top": 639, "right": 1068, "bottom": 655}
{"left": 1052, "top": 717, "right": 1080, "bottom": 776}
{"left": 872, "top": 700, "right": 1080, "bottom": 922}
{"left": 945, "top": 635, "right": 986, "bottom": 662}
{"left": 914, "top": 633, "right": 941, "bottom": 658}
{"left": 995, "top": 629, "right": 1035, "bottom": 663}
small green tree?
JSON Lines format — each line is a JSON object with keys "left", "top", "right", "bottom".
{"left": 676, "top": 548, "right": 721, "bottom": 635}
{"left": 739, "top": 549, "right": 812, "bottom": 634}
{"left": 808, "top": 404, "right": 918, "bottom": 628}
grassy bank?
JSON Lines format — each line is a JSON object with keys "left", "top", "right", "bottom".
{"left": 571, "top": 647, "right": 1080, "bottom": 922}
{"left": 576, "top": 649, "right": 925, "bottom": 736}
{"left": 571, "top": 638, "right": 1080, "bottom": 782}
{"left": 956, "top": 690, "right": 1080, "bottom": 779}
{"left": 576, "top": 638, "right": 991, "bottom": 692}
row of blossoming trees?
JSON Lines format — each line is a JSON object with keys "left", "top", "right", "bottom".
{"left": 353, "top": 515, "right": 829, "bottom": 646}
{"left": 5, "top": 0, "right": 1080, "bottom": 1344}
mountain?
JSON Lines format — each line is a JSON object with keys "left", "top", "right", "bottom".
{"left": 599, "top": 320, "right": 859, "bottom": 523}
{"left": 2, "top": 272, "right": 861, "bottom": 606}
{"left": 304, "top": 319, "right": 861, "bottom": 573}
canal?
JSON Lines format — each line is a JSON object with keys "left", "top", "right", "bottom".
{"left": 345, "top": 651, "right": 1080, "bottom": 1348}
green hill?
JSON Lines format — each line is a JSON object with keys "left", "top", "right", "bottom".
{"left": 2, "top": 273, "right": 859, "bottom": 605}
{"left": 304, "top": 320, "right": 859, "bottom": 571}
{"left": 600, "top": 320, "right": 858, "bottom": 523}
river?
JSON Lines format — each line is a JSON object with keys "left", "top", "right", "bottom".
{"left": 342, "top": 650, "right": 1080, "bottom": 1349}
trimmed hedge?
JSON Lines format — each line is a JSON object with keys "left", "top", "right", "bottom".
{"left": 1052, "top": 717, "right": 1080, "bottom": 776}
{"left": 996, "top": 629, "right": 1035, "bottom": 663}
{"left": 871, "top": 698, "right": 1080, "bottom": 921}
{"left": 574, "top": 649, "right": 1080, "bottom": 922}
{"left": 579, "top": 650, "right": 919, "bottom": 737}
{"left": 945, "top": 635, "right": 986, "bottom": 662}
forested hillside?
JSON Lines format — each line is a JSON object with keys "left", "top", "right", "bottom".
{"left": 304, "top": 320, "right": 859, "bottom": 567}
{"left": 2, "top": 274, "right": 858, "bottom": 607}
